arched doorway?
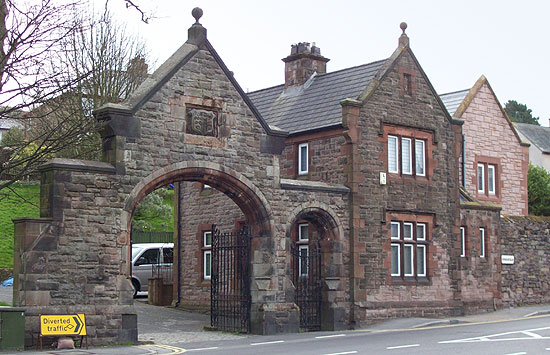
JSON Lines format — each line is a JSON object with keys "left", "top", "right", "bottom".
{"left": 123, "top": 162, "right": 273, "bottom": 333}
{"left": 287, "top": 203, "right": 346, "bottom": 331}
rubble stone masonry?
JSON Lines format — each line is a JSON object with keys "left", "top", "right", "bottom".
{"left": 501, "top": 216, "right": 550, "bottom": 306}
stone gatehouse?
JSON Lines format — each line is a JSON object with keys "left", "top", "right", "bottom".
{"left": 13, "top": 9, "right": 514, "bottom": 345}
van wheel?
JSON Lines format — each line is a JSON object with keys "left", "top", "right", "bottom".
{"left": 132, "top": 279, "right": 140, "bottom": 298}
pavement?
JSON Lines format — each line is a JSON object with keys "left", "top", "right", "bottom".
{"left": 1, "top": 285, "right": 549, "bottom": 354}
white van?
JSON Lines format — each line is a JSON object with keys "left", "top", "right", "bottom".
{"left": 131, "top": 243, "right": 174, "bottom": 297}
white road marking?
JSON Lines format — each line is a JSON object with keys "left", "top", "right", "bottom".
{"left": 524, "top": 311, "right": 539, "bottom": 317}
{"left": 504, "top": 352, "right": 526, "bottom": 355}
{"left": 323, "top": 351, "right": 358, "bottom": 355}
{"left": 440, "top": 326, "right": 550, "bottom": 344}
{"left": 186, "top": 347, "right": 219, "bottom": 351}
{"left": 150, "top": 344, "right": 188, "bottom": 354}
{"left": 386, "top": 344, "right": 420, "bottom": 350}
{"left": 250, "top": 340, "right": 285, "bottom": 346}
{"left": 521, "top": 330, "right": 542, "bottom": 338}
{"left": 316, "top": 334, "right": 346, "bottom": 339}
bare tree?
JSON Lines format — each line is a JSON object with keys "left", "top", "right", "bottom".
{"left": 0, "top": 0, "right": 150, "bottom": 193}
{"left": 51, "top": 8, "right": 149, "bottom": 159}
{"left": 0, "top": 0, "right": 85, "bottom": 192}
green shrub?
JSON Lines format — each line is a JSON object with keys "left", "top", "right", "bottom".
{"left": 528, "top": 164, "right": 550, "bottom": 216}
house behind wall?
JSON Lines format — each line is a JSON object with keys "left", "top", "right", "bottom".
{"left": 440, "top": 77, "right": 530, "bottom": 216}
{"left": 180, "top": 22, "right": 503, "bottom": 324}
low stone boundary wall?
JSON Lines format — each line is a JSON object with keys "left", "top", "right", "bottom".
{"left": 501, "top": 216, "right": 550, "bottom": 306}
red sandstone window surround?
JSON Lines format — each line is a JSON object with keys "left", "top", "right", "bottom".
{"left": 474, "top": 156, "right": 501, "bottom": 201}
{"left": 398, "top": 66, "right": 417, "bottom": 99}
{"left": 460, "top": 226, "right": 466, "bottom": 257}
{"left": 297, "top": 142, "right": 309, "bottom": 176}
{"left": 479, "top": 227, "right": 486, "bottom": 258}
{"left": 384, "top": 125, "right": 432, "bottom": 181}
{"left": 388, "top": 217, "right": 430, "bottom": 282}
{"left": 202, "top": 230, "right": 212, "bottom": 280}
{"left": 297, "top": 223, "right": 309, "bottom": 276}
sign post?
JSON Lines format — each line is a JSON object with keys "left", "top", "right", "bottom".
{"left": 39, "top": 314, "right": 87, "bottom": 349}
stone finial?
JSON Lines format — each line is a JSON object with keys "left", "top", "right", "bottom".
{"left": 187, "top": 7, "right": 207, "bottom": 45}
{"left": 192, "top": 7, "right": 203, "bottom": 24}
{"left": 399, "top": 22, "right": 409, "bottom": 47}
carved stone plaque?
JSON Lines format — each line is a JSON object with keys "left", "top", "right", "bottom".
{"left": 185, "top": 108, "right": 218, "bottom": 137}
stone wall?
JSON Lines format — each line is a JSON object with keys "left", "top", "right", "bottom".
{"left": 178, "top": 182, "right": 244, "bottom": 311}
{"left": 14, "top": 163, "right": 136, "bottom": 347}
{"left": 501, "top": 216, "right": 550, "bottom": 306}
{"left": 458, "top": 205, "right": 501, "bottom": 314}
{"left": 460, "top": 82, "right": 529, "bottom": 216}
{"left": 281, "top": 131, "right": 347, "bottom": 183}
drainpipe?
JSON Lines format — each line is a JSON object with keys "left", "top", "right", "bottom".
{"left": 175, "top": 181, "right": 182, "bottom": 307}
{"left": 461, "top": 134, "right": 466, "bottom": 187}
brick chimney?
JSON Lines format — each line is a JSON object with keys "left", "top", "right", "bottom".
{"left": 282, "top": 42, "right": 330, "bottom": 88}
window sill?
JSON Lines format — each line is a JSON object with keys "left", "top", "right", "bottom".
{"left": 388, "top": 173, "right": 430, "bottom": 183}
{"left": 390, "top": 276, "right": 430, "bottom": 286}
{"left": 475, "top": 193, "right": 501, "bottom": 203}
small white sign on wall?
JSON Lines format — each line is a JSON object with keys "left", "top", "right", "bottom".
{"left": 380, "top": 172, "right": 387, "bottom": 185}
{"left": 501, "top": 255, "right": 515, "bottom": 265}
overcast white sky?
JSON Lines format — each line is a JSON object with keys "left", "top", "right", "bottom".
{"left": 101, "top": 0, "right": 550, "bottom": 126}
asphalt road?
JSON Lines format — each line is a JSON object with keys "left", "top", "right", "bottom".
{"left": 163, "top": 314, "right": 550, "bottom": 355}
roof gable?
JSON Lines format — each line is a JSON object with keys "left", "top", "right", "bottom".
{"left": 358, "top": 44, "right": 456, "bottom": 125}
{"left": 441, "top": 75, "right": 524, "bottom": 144}
{"left": 95, "top": 20, "right": 286, "bottom": 138}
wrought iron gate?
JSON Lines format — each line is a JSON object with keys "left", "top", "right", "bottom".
{"left": 292, "top": 241, "right": 322, "bottom": 331}
{"left": 210, "top": 225, "right": 251, "bottom": 333}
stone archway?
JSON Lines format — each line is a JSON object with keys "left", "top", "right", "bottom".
{"left": 123, "top": 161, "right": 274, "bottom": 327}
{"left": 286, "top": 202, "right": 348, "bottom": 331}
{"left": 123, "top": 161, "right": 273, "bottom": 237}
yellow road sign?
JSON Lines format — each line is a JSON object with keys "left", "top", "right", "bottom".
{"left": 40, "top": 314, "right": 87, "bottom": 336}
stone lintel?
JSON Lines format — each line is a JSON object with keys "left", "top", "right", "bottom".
{"left": 280, "top": 178, "right": 349, "bottom": 194}
{"left": 38, "top": 158, "right": 116, "bottom": 175}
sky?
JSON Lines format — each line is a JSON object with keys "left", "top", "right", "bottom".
{"left": 99, "top": 0, "right": 550, "bottom": 126}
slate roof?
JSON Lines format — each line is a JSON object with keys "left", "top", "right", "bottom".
{"left": 515, "top": 123, "right": 550, "bottom": 153}
{"left": 247, "top": 60, "right": 386, "bottom": 134}
{"left": 439, "top": 89, "right": 469, "bottom": 116}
